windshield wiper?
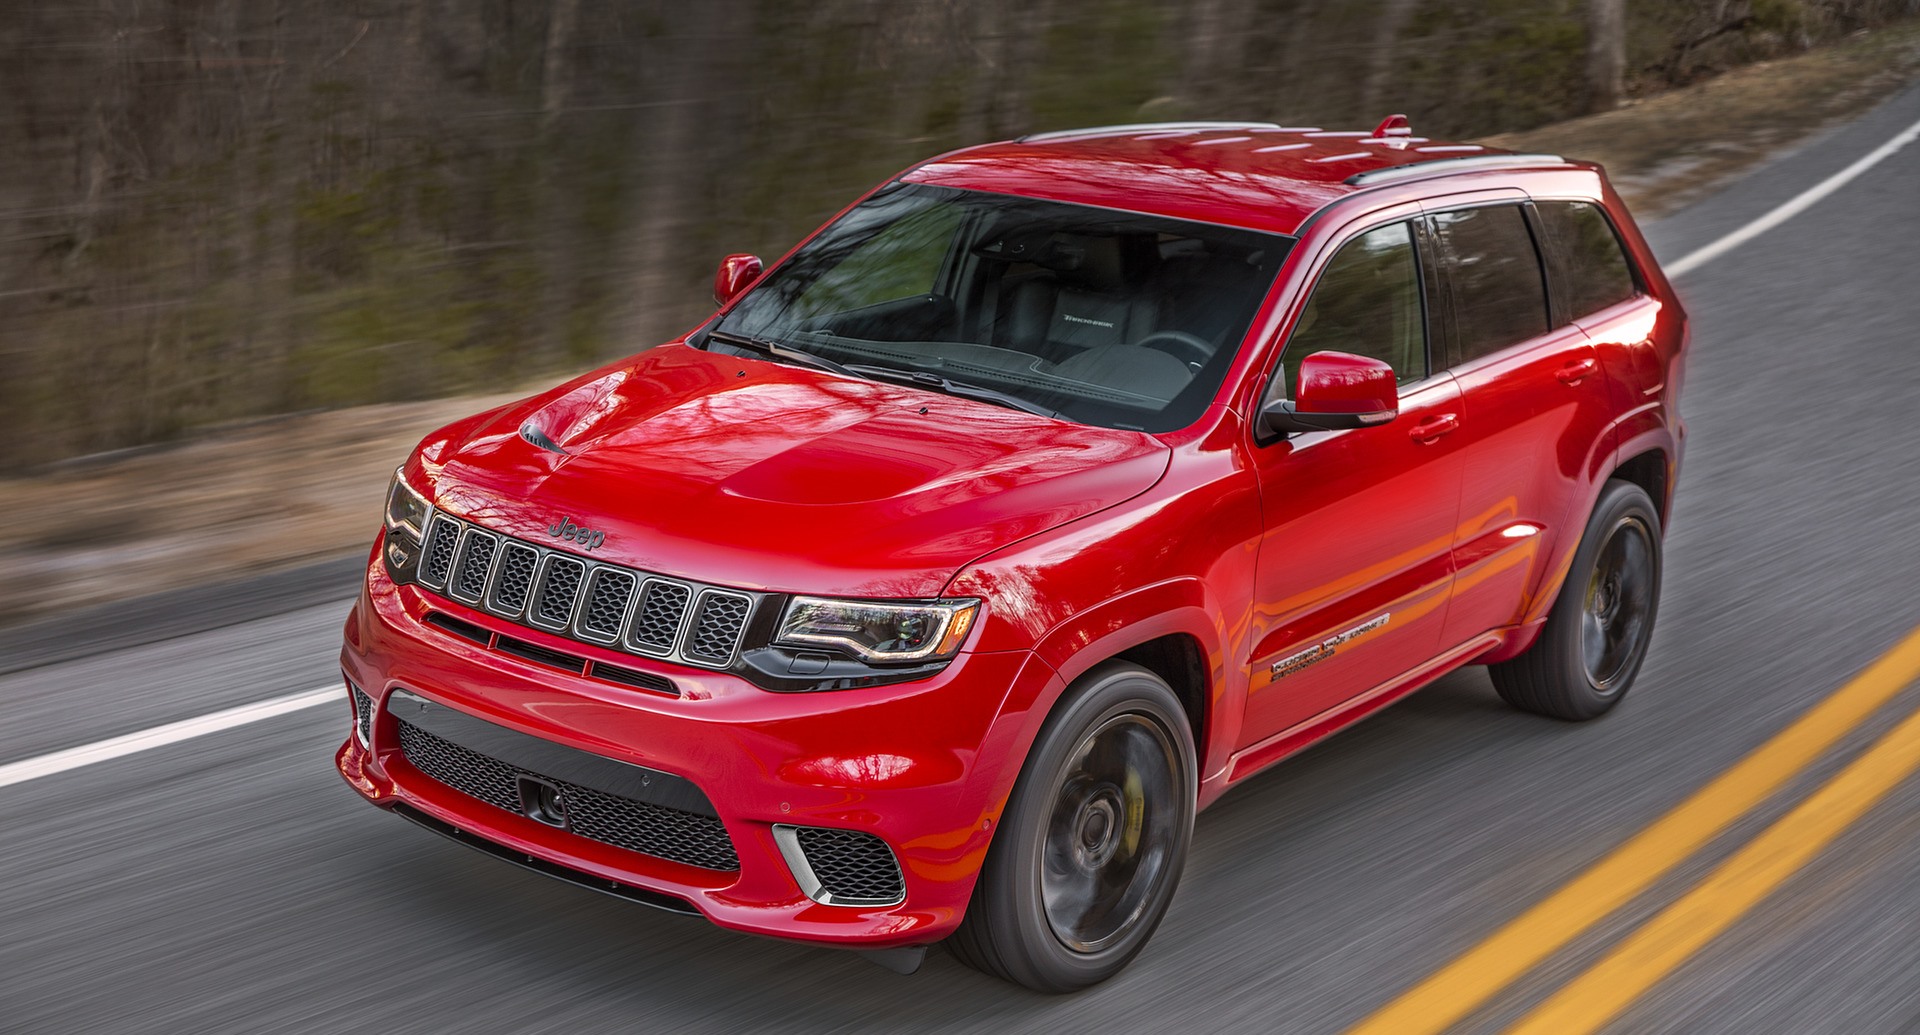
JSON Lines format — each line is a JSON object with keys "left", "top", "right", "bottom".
{"left": 844, "top": 364, "right": 1061, "bottom": 419}
{"left": 705, "top": 329, "right": 855, "bottom": 378}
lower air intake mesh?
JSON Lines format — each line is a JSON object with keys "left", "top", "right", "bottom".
{"left": 794, "top": 826, "right": 905, "bottom": 905}
{"left": 352, "top": 686, "right": 375, "bottom": 745}
{"left": 397, "top": 720, "right": 740, "bottom": 871}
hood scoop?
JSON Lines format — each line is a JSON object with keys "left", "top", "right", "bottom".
{"left": 519, "top": 421, "right": 570, "bottom": 456}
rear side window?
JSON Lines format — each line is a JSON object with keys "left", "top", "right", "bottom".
{"left": 1430, "top": 205, "right": 1549, "bottom": 364}
{"left": 1535, "top": 200, "right": 1638, "bottom": 318}
{"left": 1280, "top": 220, "right": 1427, "bottom": 396}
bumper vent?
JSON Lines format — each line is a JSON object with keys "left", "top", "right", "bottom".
{"left": 396, "top": 717, "right": 739, "bottom": 872}
{"left": 410, "top": 512, "right": 764, "bottom": 672}
{"left": 351, "top": 685, "right": 375, "bottom": 746}
{"left": 774, "top": 825, "right": 906, "bottom": 907}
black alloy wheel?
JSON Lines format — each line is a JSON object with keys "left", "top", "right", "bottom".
{"left": 950, "top": 662, "right": 1196, "bottom": 992}
{"left": 1491, "top": 478, "right": 1664, "bottom": 720}
{"left": 1581, "top": 512, "right": 1656, "bottom": 693}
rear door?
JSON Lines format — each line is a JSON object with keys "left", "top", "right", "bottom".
{"left": 1427, "top": 198, "right": 1618, "bottom": 644}
{"left": 1533, "top": 198, "right": 1669, "bottom": 418}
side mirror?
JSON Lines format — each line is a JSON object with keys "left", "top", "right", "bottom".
{"left": 1262, "top": 351, "right": 1399, "bottom": 435}
{"left": 713, "top": 253, "right": 763, "bottom": 307}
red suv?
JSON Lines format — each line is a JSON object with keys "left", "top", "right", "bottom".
{"left": 337, "top": 118, "right": 1685, "bottom": 992}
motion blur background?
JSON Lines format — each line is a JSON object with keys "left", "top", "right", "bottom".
{"left": 4, "top": 0, "right": 1917, "bottom": 474}
{"left": 7, "top": 7, "right": 1920, "bottom": 1033}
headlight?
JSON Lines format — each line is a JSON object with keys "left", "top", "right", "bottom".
{"left": 385, "top": 466, "right": 429, "bottom": 538}
{"left": 775, "top": 597, "right": 979, "bottom": 663}
{"left": 381, "top": 467, "right": 430, "bottom": 582}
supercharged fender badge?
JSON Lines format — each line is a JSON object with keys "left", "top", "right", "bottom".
{"left": 1271, "top": 613, "right": 1392, "bottom": 679}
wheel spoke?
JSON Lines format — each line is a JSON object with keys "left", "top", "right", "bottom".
{"left": 1581, "top": 517, "right": 1654, "bottom": 691}
{"left": 1040, "top": 713, "right": 1179, "bottom": 953}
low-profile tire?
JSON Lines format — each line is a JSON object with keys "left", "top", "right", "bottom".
{"left": 1491, "top": 479, "right": 1663, "bottom": 721}
{"left": 950, "top": 661, "right": 1196, "bottom": 993}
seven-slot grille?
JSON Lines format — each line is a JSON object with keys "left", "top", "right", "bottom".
{"left": 396, "top": 719, "right": 741, "bottom": 871}
{"left": 415, "top": 511, "right": 759, "bottom": 670}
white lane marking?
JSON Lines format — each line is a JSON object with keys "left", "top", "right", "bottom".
{"left": 1666, "top": 112, "right": 1920, "bottom": 278}
{"left": 0, "top": 686, "right": 339, "bottom": 789}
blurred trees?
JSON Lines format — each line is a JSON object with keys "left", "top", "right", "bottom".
{"left": 0, "top": 0, "right": 1913, "bottom": 470}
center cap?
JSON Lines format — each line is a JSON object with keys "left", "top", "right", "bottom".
{"left": 1074, "top": 789, "right": 1124, "bottom": 870}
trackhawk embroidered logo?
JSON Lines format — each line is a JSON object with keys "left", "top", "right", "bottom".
{"left": 546, "top": 516, "right": 606, "bottom": 552}
{"left": 1061, "top": 313, "right": 1116, "bottom": 328}
{"left": 1270, "top": 613, "right": 1392, "bottom": 679}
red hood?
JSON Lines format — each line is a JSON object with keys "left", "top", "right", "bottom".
{"left": 411, "top": 345, "right": 1170, "bottom": 598}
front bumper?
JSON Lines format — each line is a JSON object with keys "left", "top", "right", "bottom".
{"left": 336, "top": 552, "right": 1059, "bottom": 949}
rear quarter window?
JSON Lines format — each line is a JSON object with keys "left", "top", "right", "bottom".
{"left": 1535, "top": 200, "right": 1639, "bottom": 319}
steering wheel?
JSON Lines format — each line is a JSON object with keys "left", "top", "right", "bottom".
{"left": 1134, "top": 330, "right": 1214, "bottom": 370}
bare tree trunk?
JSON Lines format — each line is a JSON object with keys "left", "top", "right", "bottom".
{"left": 615, "top": 1, "right": 738, "bottom": 352}
{"left": 536, "top": 0, "right": 582, "bottom": 362}
{"left": 1360, "top": 0, "right": 1419, "bottom": 118}
{"left": 1585, "top": 0, "right": 1626, "bottom": 113}
{"left": 957, "top": 0, "right": 1007, "bottom": 143}
{"left": 1181, "top": 0, "right": 1256, "bottom": 115}
{"left": 540, "top": 0, "right": 579, "bottom": 133}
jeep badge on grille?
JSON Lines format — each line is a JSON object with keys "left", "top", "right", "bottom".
{"left": 547, "top": 516, "right": 606, "bottom": 551}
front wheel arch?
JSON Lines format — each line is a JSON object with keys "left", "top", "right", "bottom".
{"left": 949, "top": 661, "right": 1197, "bottom": 992}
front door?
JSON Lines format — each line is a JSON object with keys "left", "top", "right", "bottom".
{"left": 1241, "top": 218, "right": 1465, "bottom": 747}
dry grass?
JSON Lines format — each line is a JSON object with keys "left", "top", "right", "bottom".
{"left": 0, "top": 393, "right": 521, "bottom": 625}
{"left": 3, "top": 22, "right": 1918, "bottom": 628}
{"left": 1488, "top": 21, "right": 1920, "bottom": 216}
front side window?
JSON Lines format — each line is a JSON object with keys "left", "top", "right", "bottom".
{"left": 1535, "top": 200, "right": 1638, "bottom": 319}
{"left": 708, "top": 183, "right": 1290, "bottom": 433}
{"left": 1278, "top": 220, "right": 1427, "bottom": 399}
{"left": 1430, "top": 204, "right": 1549, "bottom": 365}
{"left": 789, "top": 203, "right": 965, "bottom": 319}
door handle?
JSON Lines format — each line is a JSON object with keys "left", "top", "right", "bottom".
{"left": 1409, "top": 413, "right": 1459, "bottom": 444}
{"left": 1556, "top": 357, "right": 1599, "bottom": 386}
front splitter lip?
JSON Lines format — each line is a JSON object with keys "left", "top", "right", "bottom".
{"left": 335, "top": 731, "right": 961, "bottom": 951}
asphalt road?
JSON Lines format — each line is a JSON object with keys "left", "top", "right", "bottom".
{"left": 5, "top": 85, "right": 1920, "bottom": 1035}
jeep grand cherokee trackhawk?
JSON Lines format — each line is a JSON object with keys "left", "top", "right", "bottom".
{"left": 337, "top": 117, "right": 1686, "bottom": 992}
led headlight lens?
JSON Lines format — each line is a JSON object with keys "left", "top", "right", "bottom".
{"left": 385, "top": 467, "right": 429, "bottom": 538}
{"left": 776, "top": 597, "right": 979, "bottom": 663}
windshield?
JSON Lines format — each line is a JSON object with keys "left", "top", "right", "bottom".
{"left": 705, "top": 183, "right": 1291, "bottom": 432}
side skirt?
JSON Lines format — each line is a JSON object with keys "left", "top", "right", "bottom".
{"left": 1219, "top": 631, "right": 1504, "bottom": 789}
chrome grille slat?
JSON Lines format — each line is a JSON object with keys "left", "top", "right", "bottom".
{"left": 450, "top": 530, "right": 499, "bottom": 603}
{"left": 685, "top": 591, "right": 751, "bottom": 665}
{"left": 628, "top": 579, "right": 691, "bottom": 656}
{"left": 487, "top": 543, "right": 540, "bottom": 617}
{"left": 533, "top": 556, "right": 586, "bottom": 628}
{"left": 578, "top": 568, "right": 637, "bottom": 643}
{"left": 421, "top": 515, "right": 461, "bottom": 589}
{"left": 411, "top": 513, "right": 758, "bottom": 671}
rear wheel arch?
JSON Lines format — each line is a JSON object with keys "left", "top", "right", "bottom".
{"left": 1612, "top": 447, "right": 1672, "bottom": 524}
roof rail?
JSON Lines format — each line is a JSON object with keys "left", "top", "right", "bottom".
{"left": 1343, "top": 153, "right": 1568, "bottom": 186}
{"left": 1018, "top": 121, "right": 1282, "bottom": 143}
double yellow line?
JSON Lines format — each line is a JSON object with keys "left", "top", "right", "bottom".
{"left": 1347, "top": 623, "right": 1920, "bottom": 1035}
